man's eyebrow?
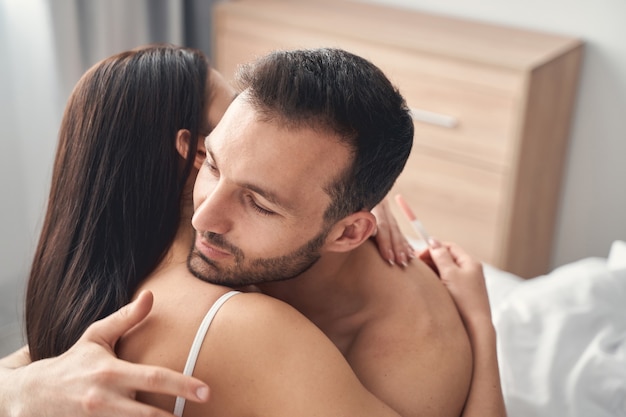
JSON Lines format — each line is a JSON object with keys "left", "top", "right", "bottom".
{"left": 205, "top": 145, "right": 293, "bottom": 212}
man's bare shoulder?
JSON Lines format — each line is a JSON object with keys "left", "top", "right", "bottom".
{"left": 353, "top": 244, "right": 471, "bottom": 360}
{"left": 346, "top": 243, "right": 473, "bottom": 417}
{"left": 357, "top": 242, "right": 462, "bottom": 316}
{"left": 352, "top": 254, "right": 471, "bottom": 354}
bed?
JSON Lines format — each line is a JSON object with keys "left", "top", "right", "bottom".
{"left": 484, "top": 240, "right": 626, "bottom": 417}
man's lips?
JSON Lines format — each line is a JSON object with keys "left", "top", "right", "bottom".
{"left": 195, "top": 234, "right": 231, "bottom": 260}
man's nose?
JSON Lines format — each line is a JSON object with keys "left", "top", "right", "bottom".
{"left": 192, "top": 182, "right": 233, "bottom": 236}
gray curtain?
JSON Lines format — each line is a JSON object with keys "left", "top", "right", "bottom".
{"left": 0, "top": 0, "right": 217, "bottom": 356}
{"left": 49, "top": 0, "right": 216, "bottom": 103}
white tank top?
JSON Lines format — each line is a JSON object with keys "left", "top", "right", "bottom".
{"left": 173, "top": 290, "right": 240, "bottom": 416}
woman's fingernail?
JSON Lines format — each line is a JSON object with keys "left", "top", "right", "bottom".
{"left": 428, "top": 237, "right": 441, "bottom": 248}
{"left": 196, "top": 385, "right": 209, "bottom": 401}
{"left": 400, "top": 252, "right": 408, "bottom": 267}
{"left": 387, "top": 249, "right": 395, "bottom": 266}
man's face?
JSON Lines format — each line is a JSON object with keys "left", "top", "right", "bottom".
{"left": 188, "top": 94, "right": 352, "bottom": 286}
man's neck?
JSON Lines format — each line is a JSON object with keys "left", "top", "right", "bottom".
{"left": 259, "top": 243, "right": 376, "bottom": 344}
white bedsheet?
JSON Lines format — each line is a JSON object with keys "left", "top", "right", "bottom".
{"left": 485, "top": 240, "right": 626, "bottom": 417}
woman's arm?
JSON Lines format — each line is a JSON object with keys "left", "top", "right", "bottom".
{"left": 428, "top": 240, "right": 507, "bottom": 417}
{"left": 0, "top": 292, "right": 209, "bottom": 417}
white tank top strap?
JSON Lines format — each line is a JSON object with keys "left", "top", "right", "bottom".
{"left": 173, "top": 290, "right": 241, "bottom": 417}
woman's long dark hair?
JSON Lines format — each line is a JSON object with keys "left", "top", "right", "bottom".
{"left": 26, "top": 44, "right": 210, "bottom": 360}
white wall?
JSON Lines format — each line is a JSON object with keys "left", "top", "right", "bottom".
{"left": 0, "top": 1, "right": 60, "bottom": 288}
{"left": 361, "top": 0, "right": 626, "bottom": 268}
{"left": 0, "top": 0, "right": 59, "bottom": 354}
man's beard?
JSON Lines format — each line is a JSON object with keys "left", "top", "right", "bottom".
{"left": 187, "top": 226, "right": 330, "bottom": 287}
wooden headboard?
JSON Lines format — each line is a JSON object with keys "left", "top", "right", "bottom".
{"left": 211, "top": 0, "right": 582, "bottom": 278}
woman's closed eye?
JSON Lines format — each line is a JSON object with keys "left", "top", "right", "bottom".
{"left": 204, "top": 158, "right": 218, "bottom": 174}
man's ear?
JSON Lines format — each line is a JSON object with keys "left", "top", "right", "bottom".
{"left": 324, "top": 211, "right": 377, "bottom": 253}
{"left": 175, "top": 129, "right": 207, "bottom": 170}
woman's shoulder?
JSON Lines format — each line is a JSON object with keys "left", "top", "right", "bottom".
{"left": 209, "top": 290, "right": 326, "bottom": 344}
{"left": 187, "top": 291, "right": 393, "bottom": 416}
{"left": 120, "top": 283, "right": 398, "bottom": 417}
{"left": 119, "top": 281, "right": 323, "bottom": 365}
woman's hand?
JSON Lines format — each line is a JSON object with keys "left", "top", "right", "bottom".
{"left": 371, "top": 198, "right": 414, "bottom": 267}
{"left": 426, "top": 240, "right": 492, "bottom": 325}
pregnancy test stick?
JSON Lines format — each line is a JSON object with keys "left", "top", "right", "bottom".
{"left": 395, "top": 194, "right": 433, "bottom": 247}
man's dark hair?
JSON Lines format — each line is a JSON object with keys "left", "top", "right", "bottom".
{"left": 236, "top": 48, "right": 413, "bottom": 223}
